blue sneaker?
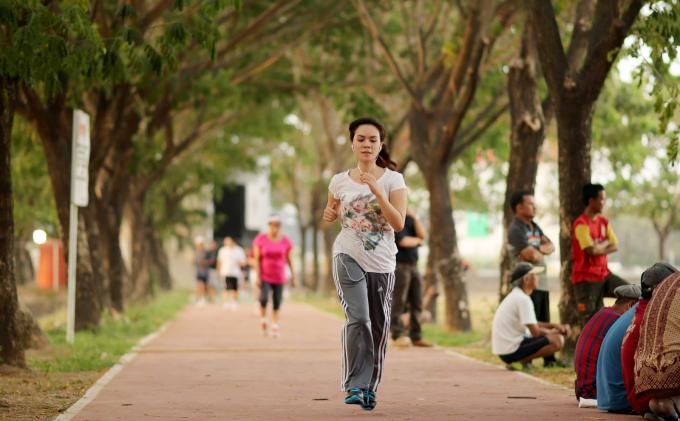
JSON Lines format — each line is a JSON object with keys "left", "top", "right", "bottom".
{"left": 344, "top": 388, "right": 363, "bottom": 405}
{"left": 361, "top": 389, "right": 376, "bottom": 411}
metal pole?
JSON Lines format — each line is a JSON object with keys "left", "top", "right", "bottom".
{"left": 53, "top": 239, "right": 59, "bottom": 291}
{"left": 66, "top": 204, "right": 78, "bottom": 344}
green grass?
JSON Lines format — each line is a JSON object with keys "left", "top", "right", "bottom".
{"left": 421, "top": 323, "right": 483, "bottom": 346}
{"left": 29, "top": 290, "right": 190, "bottom": 372}
{"left": 292, "top": 291, "right": 345, "bottom": 318}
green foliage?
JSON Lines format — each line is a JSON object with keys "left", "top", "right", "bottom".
{"left": 10, "top": 116, "right": 58, "bottom": 238}
{"left": 30, "top": 290, "right": 190, "bottom": 372}
{"left": 594, "top": 72, "right": 680, "bottom": 242}
{"left": 0, "top": 0, "right": 102, "bottom": 94}
{"left": 628, "top": 0, "right": 680, "bottom": 162}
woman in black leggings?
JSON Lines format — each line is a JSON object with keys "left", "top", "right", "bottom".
{"left": 253, "top": 215, "right": 295, "bottom": 338}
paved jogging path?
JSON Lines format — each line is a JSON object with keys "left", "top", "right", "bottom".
{"left": 68, "top": 302, "right": 631, "bottom": 421}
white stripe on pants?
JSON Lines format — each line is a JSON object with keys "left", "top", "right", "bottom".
{"left": 332, "top": 253, "right": 395, "bottom": 391}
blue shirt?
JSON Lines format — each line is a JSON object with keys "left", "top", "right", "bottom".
{"left": 596, "top": 304, "right": 637, "bottom": 411}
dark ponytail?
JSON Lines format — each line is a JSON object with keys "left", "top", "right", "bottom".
{"left": 348, "top": 117, "right": 398, "bottom": 170}
{"left": 377, "top": 144, "right": 397, "bottom": 170}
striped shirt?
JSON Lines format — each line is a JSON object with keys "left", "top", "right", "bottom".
{"left": 574, "top": 307, "right": 621, "bottom": 399}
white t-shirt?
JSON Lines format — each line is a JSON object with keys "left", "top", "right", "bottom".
{"left": 217, "top": 245, "right": 246, "bottom": 278}
{"left": 329, "top": 168, "right": 407, "bottom": 273}
{"left": 491, "top": 287, "right": 538, "bottom": 355}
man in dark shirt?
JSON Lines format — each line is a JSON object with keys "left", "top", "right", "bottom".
{"left": 390, "top": 210, "right": 432, "bottom": 347}
{"left": 507, "top": 190, "right": 559, "bottom": 366}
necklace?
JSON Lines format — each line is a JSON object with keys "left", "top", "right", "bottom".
{"left": 356, "top": 164, "right": 377, "bottom": 175}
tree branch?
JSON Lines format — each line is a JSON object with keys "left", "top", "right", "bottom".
{"left": 138, "top": 0, "right": 173, "bottom": 32}
{"left": 450, "top": 101, "right": 509, "bottom": 160}
{"left": 352, "top": 0, "right": 425, "bottom": 111}
{"left": 528, "top": 0, "right": 568, "bottom": 101}
{"left": 439, "top": 0, "right": 494, "bottom": 162}
{"left": 565, "top": 0, "right": 595, "bottom": 74}
{"left": 577, "top": 0, "right": 643, "bottom": 103}
{"left": 215, "top": 0, "right": 298, "bottom": 60}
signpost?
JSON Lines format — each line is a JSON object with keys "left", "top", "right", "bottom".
{"left": 67, "top": 110, "right": 90, "bottom": 344}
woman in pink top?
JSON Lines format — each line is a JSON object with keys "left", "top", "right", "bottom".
{"left": 253, "top": 215, "right": 295, "bottom": 337}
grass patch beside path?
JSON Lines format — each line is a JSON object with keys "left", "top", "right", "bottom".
{"left": 292, "top": 291, "right": 344, "bottom": 319}
{"left": 297, "top": 291, "right": 575, "bottom": 391}
{"left": 0, "top": 290, "right": 190, "bottom": 421}
{"left": 30, "top": 289, "right": 190, "bottom": 372}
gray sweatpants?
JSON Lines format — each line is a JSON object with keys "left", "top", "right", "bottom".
{"left": 332, "top": 253, "right": 395, "bottom": 392}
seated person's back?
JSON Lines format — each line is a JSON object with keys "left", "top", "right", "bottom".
{"left": 574, "top": 285, "right": 639, "bottom": 400}
{"left": 596, "top": 304, "right": 637, "bottom": 412}
{"left": 622, "top": 263, "right": 677, "bottom": 416}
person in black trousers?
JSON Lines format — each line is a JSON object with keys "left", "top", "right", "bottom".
{"left": 390, "top": 210, "right": 432, "bottom": 347}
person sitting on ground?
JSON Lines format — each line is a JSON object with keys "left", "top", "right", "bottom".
{"left": 492, "top": 262, "right": 570, "bottom": 369}
{"left": 634, "top": 271, "right": 680, "bottom": 421}
{"left": 574, "top": 284, "right": 640, "bottom": 405}
{"left": 621, "top": 263, "right": 678, "bottom": 417}
{"left": 596, "top": 282, "right": 640, "bottom": 413}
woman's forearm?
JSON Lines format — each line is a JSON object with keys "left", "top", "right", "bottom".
{"left": 375, "top": 192, "right": 405, "bottom": 231}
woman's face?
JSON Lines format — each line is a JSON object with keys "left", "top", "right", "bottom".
{"left": 352, "top": 124, "right": 382, "bottom": 163}
{"left": 268, "top": 221, "right": 281, "bottom": 236}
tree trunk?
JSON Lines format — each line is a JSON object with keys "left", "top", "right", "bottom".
{"left": 74, "top": 204, "right": 104, "bottom": 330}
{"left": 499, "top": 25, "right": 546, "bottom": 299}
{"left": 658, "top": 231, "right": 667, "bottom": 262}
{"left": 129, "top": 197, "right": 152, "bottom": 300}
{"left": 298, "top": 221, "right": 308, "bottom": 289}
{"left": 94, "top": 197, "right": 126, "bottom": 312}
{"left": 0, "top": 75, "right": 27, "bottom": 366}
{"left": 556, "top": 99, "right": 594, "bottom": 336}
{"left": 148, "top": 225, "right": 172, "bottom": 291}
{"left": 652, "top": 220, "right": 672, "bottom": 262}
{"left": 13, "top": 236, "right": 34, "bottom": 285}
{"left": 424, "top": 166, "right": 472, "bottom": 331}
{"left": 22, "top": 101, "right": 106, "bottom": 329}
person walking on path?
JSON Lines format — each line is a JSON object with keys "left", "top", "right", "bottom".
{"left": 206, "top": 240, "right": 219, "bottom": 302}
{"left": 194, "top": 236, "right": 211, "bottom": 306}
{"left": 217, "top": 236, "right": 247, "bottom": 310}
{"left": 323, "top": 117, "right": 407, "bottom": 411}
{"left": 492, "top": 262, "right": 570, "bottom": 370}
{"left": 253, "top": 215, "right": 295, "bottom": 338}
{"left": 572, "top": 183, "right": 628, "bottom": 327}
{"left": 573, "top": 284, "right": 640, "bottom": 405}
{"left": 390, "top": 209, "right": 432, "bottom": 348}
{"left": 506, "top": 190, "right": 557, "bottom": 366}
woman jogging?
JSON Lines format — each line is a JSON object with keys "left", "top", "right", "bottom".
{"left": 323, "top": 117, "right": 407, "bottom": 411}
{"left": 253, "top": 215, "right": 295, "bottom": 338}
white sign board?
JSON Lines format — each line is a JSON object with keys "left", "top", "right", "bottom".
{"left": 70, "top": 110, "right": 90, "bottom": 207}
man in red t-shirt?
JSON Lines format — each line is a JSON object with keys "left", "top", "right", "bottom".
{"left": 571, "top": 183, "right": 628, "bottom": 326}
{"left": 621, "top": 262, "right": 677, "bottom": 416}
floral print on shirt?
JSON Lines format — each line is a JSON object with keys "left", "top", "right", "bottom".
{"left": 341, "top": 193, "right": 391, "bottom": 251}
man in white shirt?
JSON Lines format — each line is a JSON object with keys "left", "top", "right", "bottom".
{"left": 492, "top": 262, "right": 571, "bottom": 368}
{"left": 216, "top": 237, "right": 247, "bottom": 310}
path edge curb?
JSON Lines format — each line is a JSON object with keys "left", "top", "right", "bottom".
{"left": 53, "top": 311, "right": 180, "bottom": 421}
